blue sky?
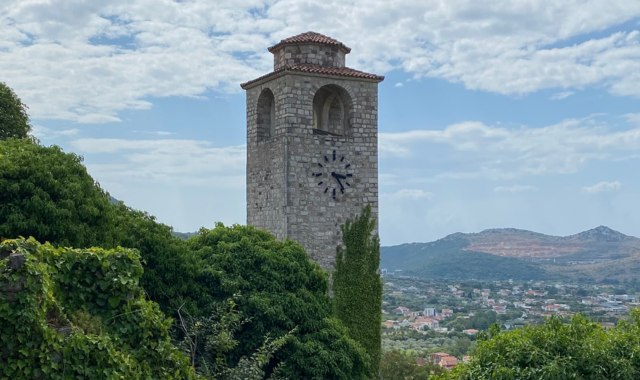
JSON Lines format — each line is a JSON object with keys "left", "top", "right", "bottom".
{"left": 2, "top": 1, "right": 640, "bottom": 245}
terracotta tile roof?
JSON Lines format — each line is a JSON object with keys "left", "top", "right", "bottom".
{"left": 241, "top": 64, "right": 384, "bottom": 88}
{"left": 268, "top": 31, "right": 351, "bottom": 53}
{"left": 288, "top": 64, "right": 383, "bottom": 80}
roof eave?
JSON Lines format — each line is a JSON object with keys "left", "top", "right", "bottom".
{"left": 240, "top": 69, "right": 384, "bottom": 90}
{"left": 267, "top": 42, "right": 351, "bottom": 54}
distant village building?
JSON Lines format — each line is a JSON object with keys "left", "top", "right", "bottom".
{"left": 441, "top": 308, "right": 454, "bottom": 317}
{"left": 463, "top": 328, "right": 479, "bottom": 336}
{"left": 412, "top": 317, "right": 439, "bottom": 331}
{"left": 424, "top": 307, "right": 437, "bottom": 317}
{"left": 393, "top": 306, "right": 411, "bottom": 316}
{"left": 430, "top": 353, "right": 458, "bottom": 370}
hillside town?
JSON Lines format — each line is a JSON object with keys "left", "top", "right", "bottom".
{"left": 381, "top": 273, "right": 640, "bottom": 370}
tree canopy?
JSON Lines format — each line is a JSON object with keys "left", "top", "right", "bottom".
{"left": 187, "top": 224, "right": 370, "bottom": 379}
{"left": 0, "top": 138, "right": 208, "bottom": 316}
{"left": 0, "top": 82, "right": 31, "bottom": 139}
{"left": 441, "top": 311, "right": 640, "bottom": 379}
{"left": 0, "top": 139, "right": 114, "bottom": 247}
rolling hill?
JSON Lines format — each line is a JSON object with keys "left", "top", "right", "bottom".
{"left": 381, "top": 226, "right": 640, "bottom": 283}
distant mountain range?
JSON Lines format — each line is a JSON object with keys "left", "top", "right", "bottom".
{"left": 381, "top": 226, "right": 640, "bottom": 283}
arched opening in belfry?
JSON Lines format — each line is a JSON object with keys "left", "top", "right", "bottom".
{"left": 256, "top": 89, "right": 275, "bottom": 142}
{"left": 312, "top": 85, "right": 352, "bottom": 136}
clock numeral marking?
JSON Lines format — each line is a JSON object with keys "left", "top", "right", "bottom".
{"left": 324, "top": 187, "right": 329, "bottom": 193}
{"left": 340, "top": 188, "right": 344, "bottom": 194}
{"left": 345, "top": 182, "right": 351, "bottom": 187}
{"left": 313, "top": 172, "right": 322, "bottom": 177}
{"left": 332, "top": 150, "right": 336, "bottom": 161}
{"left": 332, "top": 188, "right": 336, "bottom": 199}
{"left": 324, "top": 155, "right": 329, "bottom": 162}
{"left": 340, "top": 156, "right": 345, "bottom": 162}
{"left": 317, "top": 163, "right": 323, "bottom": 168}
{"left": 345, "top": 163, "right": 351, "bottom": 169}
{"left": 346, "top": 173, "right": 353, "bottom": 177}
{"left": 318, "top": 181, "right": 323, "bottom": 186}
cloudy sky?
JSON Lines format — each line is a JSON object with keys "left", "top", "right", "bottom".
{"left": 2, "top": 0, "right": 640, "bottom": 245}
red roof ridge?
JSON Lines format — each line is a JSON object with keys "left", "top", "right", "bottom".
{"left": 268, "top": 31, "right": 351, "bottom": 53}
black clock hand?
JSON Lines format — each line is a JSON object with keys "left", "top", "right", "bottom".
{"left": 331, "top": 172, "right": 346, "bottom": 191}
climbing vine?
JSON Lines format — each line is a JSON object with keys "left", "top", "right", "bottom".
{"left": 0, "top": 237, "right": 197, "bottom": 379}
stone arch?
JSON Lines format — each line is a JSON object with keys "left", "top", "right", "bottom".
{"left": 256, "top": 88, "right": 275, "bottom": 142}
{"left": 312, "top": 84, "right": 353, "bottom": 136}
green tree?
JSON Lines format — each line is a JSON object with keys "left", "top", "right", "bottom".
{"left": 188, "top": 224, "right": 370, "bottom": 379}
{"left": 0, "top": 139, "right": 114, "bottom": 247}
{"left": 380, "top": 351, "right": 443, "bottom": 380}
{"left": 0, "top": 138, "right": 208, "bottom": 316}
{"left": 441, "top": 311, "right": 640, "bottom": 380}
{"left": 333, "top": 205, "right": 382, "bottom": 376}
{"left": 0, "top": 82, "right": 31, "bottom": 139}
{"left": 106, "top": 203, "right": 209, "bottom": 318}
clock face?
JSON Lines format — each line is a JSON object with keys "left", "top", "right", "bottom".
{"left": 312, "top": 149, "right": 354, "bottom": 200}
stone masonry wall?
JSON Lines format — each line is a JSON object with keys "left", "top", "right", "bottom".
{"left": 273, "top": 44, "right": 346, "bottom": 70}
{"left": 246, "top": 84, "right": 287, "bottom": 239}
{"left": 246, "top": 72, "right": 378, "bottom": 270}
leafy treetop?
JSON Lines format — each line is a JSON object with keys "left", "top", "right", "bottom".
{"left": 188, "top": 224, "right": 370, "bottom": 379}
{"left": 0, "top": 82, "right": 31, "bottom": 140}
{"left": 439, "top": 311, "right": 640, "bottom": 379}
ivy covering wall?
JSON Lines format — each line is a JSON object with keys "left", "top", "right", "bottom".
{"left": 0, "top": 238, "right": 197, "bottom": 379}
{"left": 333, "top": 205, "right": 382, "bottom": 377}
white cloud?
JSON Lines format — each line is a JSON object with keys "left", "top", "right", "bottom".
{"left": 625, "top": 113, "right": 640, "bottom": 126}
{"left": 381, "top": 117, "right": 640, "bottom": 179}
{"left": 550, "top": 91, "right": 574, "bottom": 100}
{"left": 383, "top": 189, "right": 433, "bottom": 200}
{"left": 132, "top": 130, "right": 175, "bottom": 136}
{"left": 394, "top": 82, "right": 404, "bottom": 88}
{"left": 494, "top": 185, "right": 538, "bottom": 193}
{"left": 31, "top": 125, "right": 80, "bottom": 139}
{"left": 582, "top": 181, "right": 622, "bottom": 193}
{"left": 1, "top": 1, "right": 640, "bottom": 124}
{"left": 70, "top": 138, "right": 246, "bottom": 186}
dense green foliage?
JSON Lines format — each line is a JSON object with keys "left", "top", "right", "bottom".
{"left": 440, "top": 310, "right": 640, "bottom": 379}
{"left": 334, "top": 206, "right": 382, "bottom": 376}
{"left": 0, "top": 139, "right": 114, "bottom": 247}
{"left": 0, "top": 138, "right": 206, "bottom": 316}
{"left": 383, "top": 331, "right": 474, "bottom": 359}
{"left": 0, "top": 136, "right": 370, "bottom": 378}
{"left": 0, "top": 238, "right": 196, "bottom": 379}
{"left": 380, "top": 350, "right": 443, "bottom": 380}
{"left": 446, "top": 310, "right": 498, "bottom": 331}
{"left": 107, "top": 204, "right": 209, "bottom": 318}
{"left": 188, "top": 224, "right": 370, "bottom": 379}
{"left": 177, "top": 299, "right": 291, "bottom": 379}
{"left": 0, "top": 82, "right": 31, "bottom": 139}
{"left": 381, "top": 237, "right": 548, "bottom": 281}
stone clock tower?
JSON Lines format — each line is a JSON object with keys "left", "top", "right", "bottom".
{"left": 241, "top": 32, "right": 383, "bottom": 269}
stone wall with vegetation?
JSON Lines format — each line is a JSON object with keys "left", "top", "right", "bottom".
{"left": 0, "top": 238, "right": 196, "bottom": 379}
